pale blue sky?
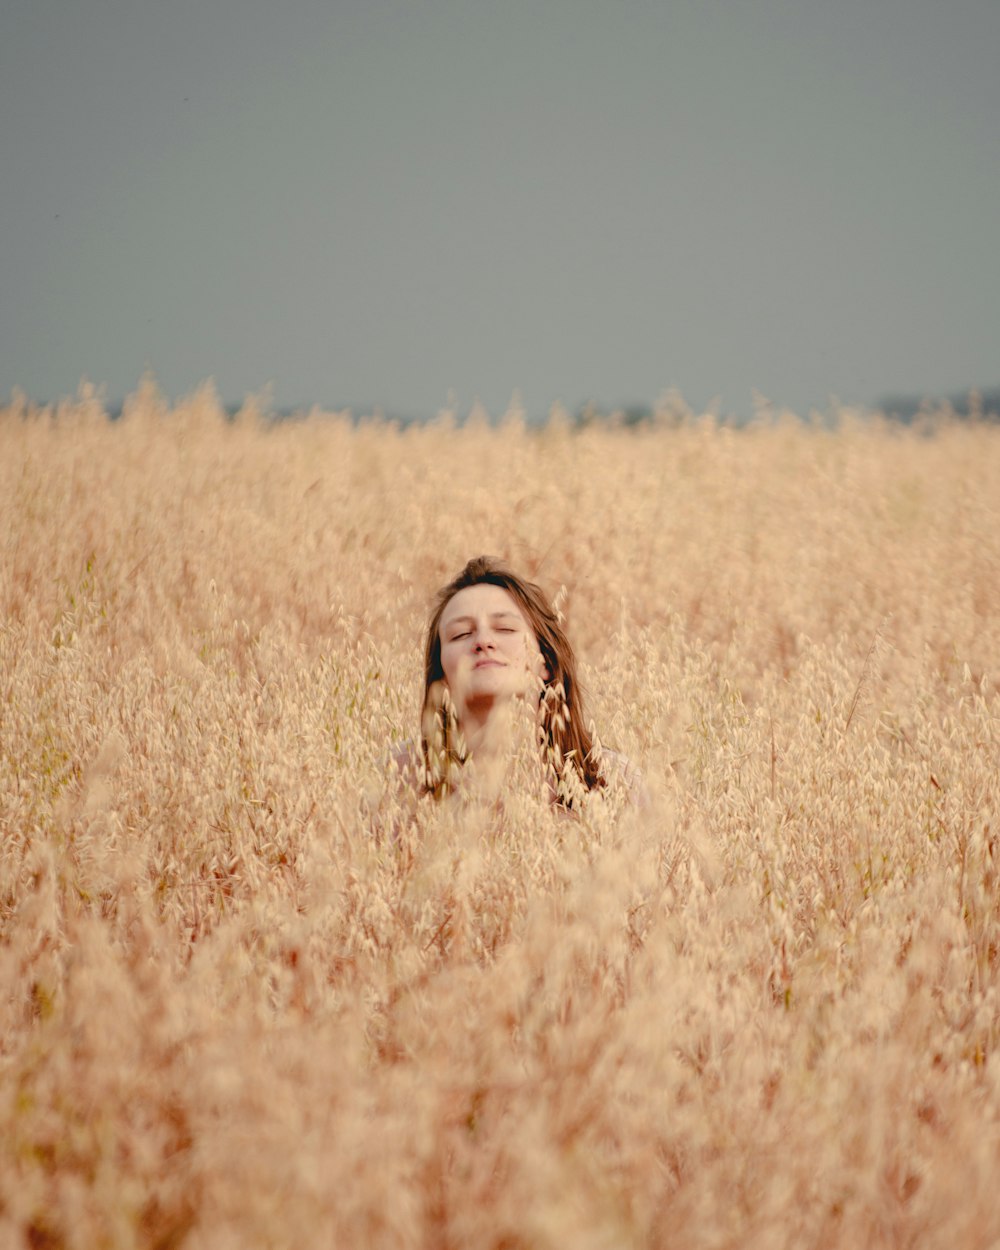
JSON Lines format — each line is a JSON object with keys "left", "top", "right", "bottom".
{"left": 3, "top": 0, "right": 998, "bottom": 419}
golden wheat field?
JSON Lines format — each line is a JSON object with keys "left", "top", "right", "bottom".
{"left": 2, "top": 380, "right": 999, "bottom": 1249}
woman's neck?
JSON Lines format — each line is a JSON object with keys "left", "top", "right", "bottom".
{"left": 456, "top": 697, "right": 544, "bottom": 799}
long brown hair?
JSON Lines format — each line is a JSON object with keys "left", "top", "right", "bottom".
{"left": 421, "top": 556, "right": 605, "bottom": 803}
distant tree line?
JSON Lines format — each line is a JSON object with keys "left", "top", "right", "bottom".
{"left": 875, "top": 387, "right": 1000, "bottom": 423}
{"left": 91, "top": 387, "right": 1000, "bottom": 427}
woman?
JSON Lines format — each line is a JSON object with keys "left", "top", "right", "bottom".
{"left": 393, "top": 556, "right": 638, "bottom": 810}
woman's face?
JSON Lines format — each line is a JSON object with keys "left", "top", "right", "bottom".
{"left": 438, "top": 583, "right": 545, "bottom": 714}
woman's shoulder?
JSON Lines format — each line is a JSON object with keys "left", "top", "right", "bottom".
{"left": 388, "top": 739, "right": 424, "bottom": 790}
{"left": 598, "top": 748, "right": 649, "bottom": 807}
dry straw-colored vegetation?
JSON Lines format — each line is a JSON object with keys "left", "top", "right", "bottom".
{"left": 2, "top": 380, "right": 999, "bottom": 1249}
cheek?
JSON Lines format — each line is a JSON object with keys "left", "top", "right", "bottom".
{"left": 522, "top": 639, "right": 548, "bottom": 681}
{"left": 511, "top": 635, "right": 535, "bottom": 666}
{"left": 441, "top": 645, "right": 471, "bottom": 688}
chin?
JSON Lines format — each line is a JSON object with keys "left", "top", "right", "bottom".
{"left": 468, "top": 670, "right": 509, "bottom": 692}
{"left": 467, "top": 668, "right": 524, "bottom": 699}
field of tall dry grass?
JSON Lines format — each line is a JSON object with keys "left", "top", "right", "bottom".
{"left": 2, "top": 380, "right": 999, "bottom": 1249}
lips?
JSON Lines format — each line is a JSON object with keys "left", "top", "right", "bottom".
{"left": 474, "top": 659, "right": 505, "bottom": 669}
